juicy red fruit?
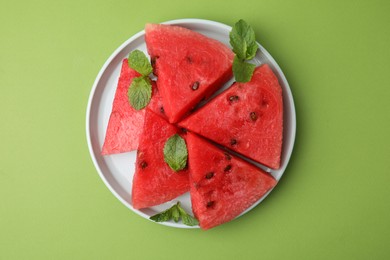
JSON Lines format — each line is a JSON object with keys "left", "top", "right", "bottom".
{"left": 102, "top": 59, "right": 164, "bottom": 155}
{"left": 186, "top": 132, "right": 277, "bottom": 230}
{"left": 145, "top": 23, "right": 234, "bottom": 123}
{"left": 180, "top": 64, "right": 283, "bottom": 169}
{"left": 132, "top": 110, "right": 190, "bottom": 209}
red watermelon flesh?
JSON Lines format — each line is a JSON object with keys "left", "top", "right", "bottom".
{"left": 145, "top": 23, "right": 234, "bottom": 123}
{"left": 186, "top": 132, "right": 277, "bottom": 230}
{"left": 101, "top": 59, "right": 164, "bottom": 155}
{"left": 179, "top": 64, "right": 283, "bottom": 169}
{"left": 132, "top": 109, "right": 190, "bottom": 209}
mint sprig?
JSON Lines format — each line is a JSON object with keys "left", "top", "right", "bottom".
{"left": 127, "top": 77, "right": 152, "bottom": 110}
{"left": 229, "top": 19, "right": 259, "bottom": 82}
{"left": 127, "top": 50, "right": 153, "bottom": 110}
{"left": 163, "top": 134, "right": 188, "bottom": 172}
{"left": 150, "top": 202, "right": 199, "bottom": 226}
{"left": 128, "top": 50, "right": 153, "bottom": 76}
{"left": 232, "top": 56, "right": 256, "bottom": 83}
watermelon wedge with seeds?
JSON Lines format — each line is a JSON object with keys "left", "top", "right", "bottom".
{"left": 102, "top": 59, "right": 164, "bottom": 155}
{"left": 180, "top": 64, "right": 283, "bottom": 169}
{"left": 132, "top": 109, "right": 190, "bottom": 209}
{"left": 145, "top": 23, "right": 234, "bottom": 123}
{"left": 186, "top": 132, "right": 277, "bottom": 230}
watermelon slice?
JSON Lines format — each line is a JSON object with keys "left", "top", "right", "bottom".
{"left": 102, "top": 59, "right": 164, "bottom": 155}
{"left": 132, "top": 109, "right": 190, "bottom": 209}
{"left": 186, "top": 132, "right": 277, "bottom": 230}
{"left": 145, "top": 23, "right": 234, "bottom": 123}
{"left": 179, "top": 64, "right": 283, "bottom": 169}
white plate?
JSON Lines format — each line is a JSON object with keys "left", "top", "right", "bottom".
{"left": 86, "top": 18, "right": 296, "bottom": 228}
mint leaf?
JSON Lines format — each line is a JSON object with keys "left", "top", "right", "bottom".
{"left": 128, "top": 50, "right": 153, "bottom": 76}
{"left": 149, "top": 202, "right": 199, "bottom": 226}
{"left": 150, "top": 207, "right": 172, "bottom": 222}
{"left": 230, "top": 19, "right": 259, "bottom": 83}
{"left": 246, "top": 40, "right": 258, "bottom": 60}
{"left": 177, "top": 204, "right": 199, "bottom": 226}
{"left": 230, "top": 26, "right": 247, "bottom": 60}
{"left": 163, "top": 134, "right": 188, "bottom": 172}
{"left": 127, "top": 76, "right": 152, "bottom": 110}
{"left": 233, "top": 56, "right": 256, "bottom": 83}
{"left": 171, "top": 205, "right": 180, "bottom": 222}
{"left": 230, "top": 19, "right": 258, "bottom": 60}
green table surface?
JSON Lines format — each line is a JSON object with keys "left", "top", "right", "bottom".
{"left": 1, "top": 0, "right": 389, "bottom": 259}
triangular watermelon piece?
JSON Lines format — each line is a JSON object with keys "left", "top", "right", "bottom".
{"left": 179, "top": 64, "right": 283, "bottom": 169}
{"left": 186, "top": 132, "right": 277, "bottom": 230}
{"left": 132, "top": 109, "right": 190, "bottom": 209}
{"left": 145, "top": 23, "right": 234, "bottom": 123}
{"left": 102, "top": 59, "right": 164, "bottom": 155}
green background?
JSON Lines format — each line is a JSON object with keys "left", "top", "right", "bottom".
{"left": 1, "top": 0, "right": 389, "bottom": 259}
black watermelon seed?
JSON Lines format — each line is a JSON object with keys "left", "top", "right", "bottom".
{"left": 151, "top": 56, "right": 159, "bottom": 75}
{"left": 191, "top": 81, "right": 200, "bottom": 90}
{"left": 224, "top": 152, "right": 232, "bottom": 161}
{"left": 229, "top": 95, "right": 239, "bottom": 103}
{"left": 224, "top": 164, "right": 232, "bottom": 172}
{"left": 160, "top": 106, "right": 164, "bottom": 113}
{"left": 206, "top": 201, "right": 215, "bottom": 208}
{"left": 230, "top": 139, "right": 237, "bottom": 146}
{"left": 250, "top": 112, "right": 258, "bottom": 121}
{"left": 140, "top": 161, "right": 148, "bottom": 169}
{"left": 151, "top": 56, "right": 157, "bottom": 66}
{"left": 205, "top": 172, "right": 214, "bottom": 179}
